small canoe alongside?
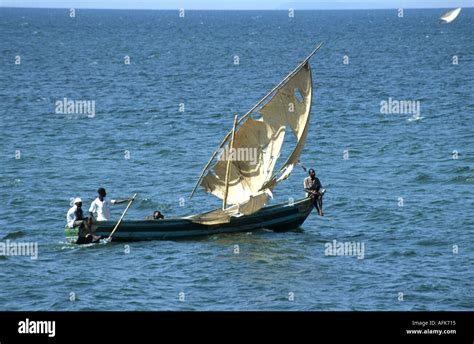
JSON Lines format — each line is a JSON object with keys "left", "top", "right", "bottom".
{"left": 65, "top": 197, "right": 314, "bottom": 242}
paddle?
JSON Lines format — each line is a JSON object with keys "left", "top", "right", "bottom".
{"left": 105, "top": 193, "right": 137, "bottom": 243}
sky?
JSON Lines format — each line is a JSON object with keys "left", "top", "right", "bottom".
{"left": 0, "top": 0, "right": 472, "bottom": 10}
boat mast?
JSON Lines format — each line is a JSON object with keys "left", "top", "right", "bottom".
{"left": 189, "top": 42, "right": 324, "bottom": 199}
{"left": 222, "top": 115, "right": 238, "bottom": 210}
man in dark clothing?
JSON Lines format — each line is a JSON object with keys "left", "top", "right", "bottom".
{"left": 304, "top": 168, "right": 324, "bottom": 216}
{"left": 145, "top": 211, "right": 165, "bottom": 220}
{"left": 153, "top": 211, "right": 164, "bottom": 220}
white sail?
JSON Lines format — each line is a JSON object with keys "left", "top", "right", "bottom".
{"left": 187, "top": 191, "right": 272, "bottom": 224}
{"left": 440, "top": 8, "right": 461, "bottom": 23}
{"left": 189, "top": 45, "right": 322, "bottom": 224}
{"left": 259, "top": 62, "right": 312, "bottom": 191}
{"left": 199, "top": 61, "right": 312, "bottom": 208}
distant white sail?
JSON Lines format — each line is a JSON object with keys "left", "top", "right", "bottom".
{"left": 440, "top": 8, "right": 461, "bottom": 23}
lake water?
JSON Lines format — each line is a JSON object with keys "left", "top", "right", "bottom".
{"left": 0, "top": 8, "right": 473, "bottom": 310}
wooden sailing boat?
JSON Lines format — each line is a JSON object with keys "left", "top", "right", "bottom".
{"left": 66, "top": 43, "right": 323, "bottom": 242}
{"left": 440, "top": 8, "right": 462, "bottom": 23}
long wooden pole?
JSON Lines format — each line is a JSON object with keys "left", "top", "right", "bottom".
{"left": 106, "top": 193, "right": 137, "bottom": 242}
{"left": 189, "top": 42, "right": 324, "bottom": 199}
{"left": 222, "top": 115, "right": 238, "bottom": 210}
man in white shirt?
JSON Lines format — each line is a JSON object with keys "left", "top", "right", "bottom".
{"left": 88, "top": 187, "right": 130, "bottom": 224}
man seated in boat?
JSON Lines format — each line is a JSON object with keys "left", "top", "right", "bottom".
{"left": 145, "top": 210, "right": 164, "bottom": 220}
{"left": 304, "top": 168, "right": 325, "bottom": 216}
{"left": 66, "top": 197, "right": 100, "bottom": 243}
{"left": 87, "top": 187, "right": 131, "bottom": 229}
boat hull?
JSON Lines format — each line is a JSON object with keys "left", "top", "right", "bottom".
{"left": 65, "top": 197, "right": 314, "bottom": 242}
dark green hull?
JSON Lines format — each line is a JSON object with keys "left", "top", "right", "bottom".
{"left": 65, "top": 197, "right": 314, "bottom": 242}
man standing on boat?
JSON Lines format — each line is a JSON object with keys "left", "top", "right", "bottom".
{"left": 88, "top": 187, "right": 130, "bottom": 225}
{"left": 304, "top": 169, "right": 324, "bottom": 216}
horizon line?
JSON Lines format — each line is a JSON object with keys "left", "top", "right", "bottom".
{"left": 0, "top": 6, "right": 472, "bottom": 11}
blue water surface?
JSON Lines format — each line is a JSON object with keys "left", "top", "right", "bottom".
{"left": 0, "top": 8, "right": 473, "bottom": 310}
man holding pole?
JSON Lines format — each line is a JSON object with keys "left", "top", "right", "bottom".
{"left": 78, "top": 188, "right": 130, "bottom": 244}
{"left": 304, "top": 169, "right": 325, "bottom": 216}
